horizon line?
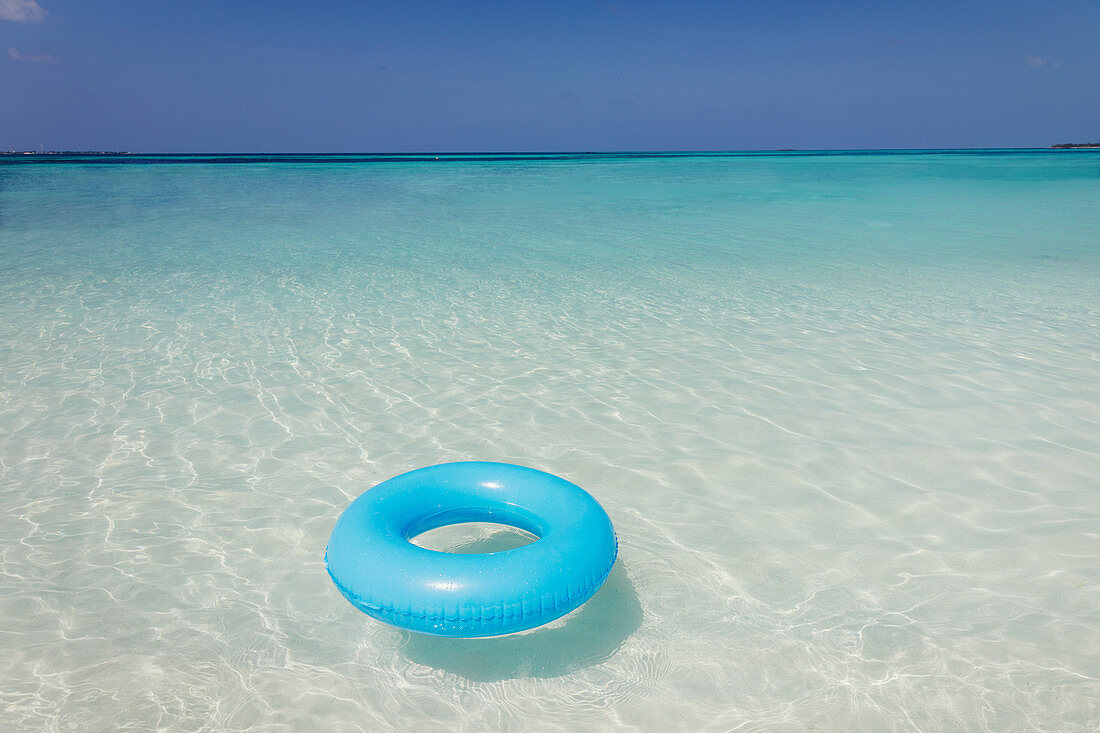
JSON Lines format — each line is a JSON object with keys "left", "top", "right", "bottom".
{"left": 2, "top": 146, "right": 1091, "bottom": 159}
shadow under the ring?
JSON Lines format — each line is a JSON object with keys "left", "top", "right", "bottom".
{"left": 399, "top": 533, "right": 643, "bottom": 682}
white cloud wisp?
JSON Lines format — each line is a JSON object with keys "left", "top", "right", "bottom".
{"left": 0, "top": 0, "right": 48, "bottom": 22}
{"left": 7, "top": 46, "right": 58, "bottom": 63}
{"left": 1024, "top": 54, "right": 1061, "bottom": 69}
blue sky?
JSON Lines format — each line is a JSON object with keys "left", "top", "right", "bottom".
{"left": 2, "top": 0, "right": 1098, "bottom": 152}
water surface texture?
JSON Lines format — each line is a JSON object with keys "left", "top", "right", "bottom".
{"left": 2, "top": 151, "right": 1099, "bottom": 731}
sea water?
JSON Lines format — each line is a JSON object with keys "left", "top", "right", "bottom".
{"left": 1, "top": 151, "right": 1098, "bottom": 731}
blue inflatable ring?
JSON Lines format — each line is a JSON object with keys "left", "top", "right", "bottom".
{"left": 325, "top": 462, "right": 617, "bottom": 638}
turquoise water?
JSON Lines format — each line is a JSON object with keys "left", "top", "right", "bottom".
{"left": 1, "top": 151, "right": 1098, "bottom": 731}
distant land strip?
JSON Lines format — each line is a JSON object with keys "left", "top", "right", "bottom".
{"left": 3, "top": 149, "right": 1097, "bottom": 163}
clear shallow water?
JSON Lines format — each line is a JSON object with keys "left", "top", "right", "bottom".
{"left": 1, "top": 151, "right": 1099, "bottom": 731}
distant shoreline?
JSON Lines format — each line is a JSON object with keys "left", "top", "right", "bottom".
{"left": 3, "top": 147, "right": 1099, "bottom": 159}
